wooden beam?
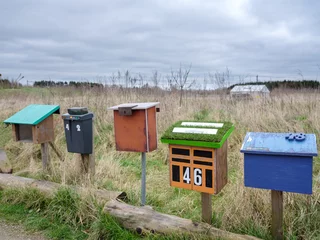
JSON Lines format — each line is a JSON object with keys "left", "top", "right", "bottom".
{"left": 41, "top": 142, "right": 50, "bottom": 172}
{"left": 104, "top": 200, "right": 261, "bottom": 240}
{"left": 271, "top": 190, "right": 283, "bottom": 240}
{"left": 201, "top": 192, "right": 212, "bottom": 223}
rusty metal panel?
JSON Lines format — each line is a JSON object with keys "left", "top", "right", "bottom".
{"left": 114, "top": 109, "right": 147, "bottom": 152}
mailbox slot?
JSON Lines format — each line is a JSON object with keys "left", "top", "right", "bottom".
{"left": 118, "top": 106, "right": 134, "bottom": 116}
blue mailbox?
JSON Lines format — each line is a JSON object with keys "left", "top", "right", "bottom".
{"left": 240, "top": 132, "right": 318, "bottom": 194}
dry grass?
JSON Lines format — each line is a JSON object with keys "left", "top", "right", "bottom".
{"left": 0, "top": 86, "right": 320, "bottom": 239}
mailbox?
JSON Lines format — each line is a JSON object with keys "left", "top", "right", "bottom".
{"left": 240, "top": 132, "right": 318, "bottom": 194}
{"left": 62, "top": 107, "right": 94, "bottom": 154}
{"left": 108, "top": 102, "right": 160, "bottom": 152}
{"left": 161, "top": 121, "right": 234, "bottom": 194}
{"left": 3, "top": 104, "right": 60, "bottom": 144}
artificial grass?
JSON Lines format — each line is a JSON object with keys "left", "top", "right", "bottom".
{"left": 161, "top": 120, "right": 234, "bottom": 148}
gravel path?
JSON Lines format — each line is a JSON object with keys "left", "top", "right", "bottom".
{"left": 0, "top": 221, "right": 45, "bottom": 240}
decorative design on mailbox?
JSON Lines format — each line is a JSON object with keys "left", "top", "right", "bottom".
{"left": 4, "top": 104, "right": 60, "bottom": 144}
{"left": 161, "top": 120, "right": 234, "bottom": 194}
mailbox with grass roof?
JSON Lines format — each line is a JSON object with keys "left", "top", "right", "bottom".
{"left": 240, "top": 132, "right": 318, "bottom": 240}
{"left": 161, "top": 120, "right": 234, "bottom": 223}
{"left": 3, "top": 104, "right": 60, "bottom": 171}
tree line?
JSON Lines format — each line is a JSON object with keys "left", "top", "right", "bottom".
{"left": 33, "top": 80, "right": 103, "bottom": 88}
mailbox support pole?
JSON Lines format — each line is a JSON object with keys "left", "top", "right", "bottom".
{"left": 141, "top": 152, "right": 146, "bottom": 206}
{"left": 271, "top": 190, "right": 283, "bottom": 240}
{"left": 201, "top": 192, "right": 212, "bottom": 224}
{"left": 41, "top": 143, "right": 50, "bottom": 172}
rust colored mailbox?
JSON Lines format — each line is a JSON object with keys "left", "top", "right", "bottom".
{"left": 108, "top": 102, "right": 160, "bottom": 206}
{"left": 108, "top": 102, "right": 160, "bottom": 152}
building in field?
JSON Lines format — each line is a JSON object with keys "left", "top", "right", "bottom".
{"left": 230, "top": 84, "right": 270, "bottom": 99}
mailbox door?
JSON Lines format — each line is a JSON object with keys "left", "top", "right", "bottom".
{"left": 191, "top": 147, "right": 215, "bottom": 194}
{"left": 169, "top": 145, "right": 192, "bottom": 190}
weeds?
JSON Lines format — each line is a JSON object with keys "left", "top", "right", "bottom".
{"left": 0, "top": 87, "right": 320, "bottom": 239}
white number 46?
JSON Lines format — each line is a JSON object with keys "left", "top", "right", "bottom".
{"left": 183, "top": 167, "right": 202, "bottom": 186}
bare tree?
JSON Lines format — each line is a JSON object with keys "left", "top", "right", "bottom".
{"left": 125, "top": 70, "right": 131, "bottom": 88}
{"left": 170, "top": 64, "right": 195, "bottom": 107}
{"left": 209, "top": 67, "right": 231, "bottom": 90}
{"left": 138, "top": 73, "right": 144, "bottom": 87}
{"left": 110, "top": 73, "right": 117, "bottom": 86}
{"left": 117, "top": 71, "right": 122, "bottom": 86}
{"left": 151, "top": 70, "right": 161, "bottom": 88}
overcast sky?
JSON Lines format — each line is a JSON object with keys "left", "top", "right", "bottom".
{"left": 1, "top": 0, "right": 320, "bottom": 84}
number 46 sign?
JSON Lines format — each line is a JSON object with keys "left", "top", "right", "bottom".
{"left": 183, "top": 167, "right": 202, "bottom": 186}
{"left": 169, "top": 144, "right": 227, "bottom": 195}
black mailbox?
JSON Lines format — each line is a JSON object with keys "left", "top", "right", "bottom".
{"left": 62, "top": 107, "right": 94, "bottom": 154}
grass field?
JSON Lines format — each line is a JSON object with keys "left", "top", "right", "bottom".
{"left": 0, "top": 86, "right": 319, "bottom": 239}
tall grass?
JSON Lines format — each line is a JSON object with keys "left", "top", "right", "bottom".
{"left": 0, "top": 86, "right": 320, "bottom": 239}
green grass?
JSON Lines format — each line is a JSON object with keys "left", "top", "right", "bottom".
{"left": 0, "top": 188, "right": 219, "bottom": 240}
{"left": 161, "top": 120, "right": 234, "bottom": 143}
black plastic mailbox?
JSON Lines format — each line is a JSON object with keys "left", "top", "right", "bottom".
{"left": 62, "top": 107, "right": 94, "bottom": 154}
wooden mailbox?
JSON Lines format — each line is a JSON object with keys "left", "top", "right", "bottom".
{"left": 161, "top": 121, "right": 234, "bottom": 195}
{"left": 240, "top": 132, "right": 318, "bottom": 194}
{"left": 240, "top": 132, "right": 318, "bottom": 240}
{"left": 4, "top": 104, "right": 60, "bottom": 144}
{"left": 108, "top": 102, "right": 160, "bottom": 152}
{"left": 108, "top": 102, "right": 160, "bottom": 206}
{"left": 161, "top": 121, "right": 234, "bottom": 223}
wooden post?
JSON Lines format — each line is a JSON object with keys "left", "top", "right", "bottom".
{"left": 201, "top": 192, "right": 212, "bottom": 224}
{"left": 41, "top": 142, "right": 50, "bottom": 172}
{"left": 271, "top": 190, "right": 283, "bottom": 240}
{"left": 79, "top": 119, "right": 95, "bottom": 178}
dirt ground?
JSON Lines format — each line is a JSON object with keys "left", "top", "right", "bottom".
{"left": 0, "top": 221, "right": 45, "bottom": 240}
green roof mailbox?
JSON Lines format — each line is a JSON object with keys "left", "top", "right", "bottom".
{"left": 161, "top": 120, "right": 234, "bottom": 223}
{"left": 4, "top": 104, "right": 60, "bottom": 144}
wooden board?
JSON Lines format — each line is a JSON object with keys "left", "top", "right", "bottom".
{"left": 215, "top": 140, "right": 228, "bottom": 194}
{"left": 32, "top": 115, "right": 54, "bottom": 144}
{"left": 244, "top": 153, "right": 313, "bottom": 194}
{"left": 271, "top": 190, "right": 283, "bottom": 240}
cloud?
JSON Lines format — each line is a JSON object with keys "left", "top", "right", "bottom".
{"left": 0, "top": 0, "right": 320, "bottom": 84}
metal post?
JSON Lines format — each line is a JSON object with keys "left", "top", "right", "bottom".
{"left": 141, "top": 152, "right": 146, "bottom": 206}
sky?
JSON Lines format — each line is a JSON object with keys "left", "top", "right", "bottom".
{"left": 1, "top": 0, "right": 320, "bottom": 85}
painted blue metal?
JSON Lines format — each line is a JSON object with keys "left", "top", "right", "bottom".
{"left": 240, "top": 132, "right": 317, "bottom": 157}
{"left": 241, "top": 132, "right": 318, "bottom": 194}
{"left": 244, "top": 153, "right": 313, "bottom": 194}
